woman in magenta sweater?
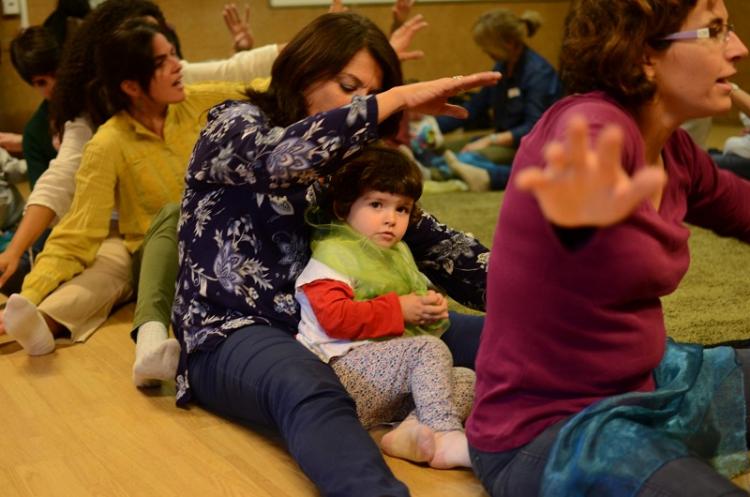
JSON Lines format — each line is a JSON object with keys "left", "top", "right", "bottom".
{"left": 468, "top": 0, "right": 750, "bottom": 496}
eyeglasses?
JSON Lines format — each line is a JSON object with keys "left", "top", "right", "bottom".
{"left": 659, "top": 22, "right": 735, "bottom": 44}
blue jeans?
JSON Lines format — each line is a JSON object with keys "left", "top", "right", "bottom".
{"left": 469, "top": 348, "right": 750, "bottom": 497}
{"left": 431, "top": 152, "right": 512, "bottom": 190}
{"left": 187, "top": 311, "right": 484, "bottom": 497}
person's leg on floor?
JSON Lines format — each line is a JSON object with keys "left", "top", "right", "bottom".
{"left": 131, "top": 204, "right": 181, "bottom": 386}
{"left": 188, "top": 325, "right": 409, "bottom": 497}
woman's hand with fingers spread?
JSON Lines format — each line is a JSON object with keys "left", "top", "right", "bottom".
{"left": 389, "top": 14, "right": 427, "bottom": 61}
{"left": 377, "top": 72, "right": 502, "bottom": 122}
{"left": 223, "top": 3, "right": 254, "bottom": 52}
{"left": 516, "top": 115, "right": 666, "bottom": 228}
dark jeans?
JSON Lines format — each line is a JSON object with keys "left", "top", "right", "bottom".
{"left": 470, "top": 348, "right": 750, "bottom": 497}
{"left": 188, "top": 311, "right": 484, "bottom": 497}
{"left": 709, "top": 151, "right": 750, "bottom": 180}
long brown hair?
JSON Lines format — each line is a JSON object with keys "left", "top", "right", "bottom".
{"left": 246, "top": 12, "right": 403, "bottom": 138}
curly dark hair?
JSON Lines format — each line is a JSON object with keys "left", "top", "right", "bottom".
{"left": 50, "top": 0, "right": 171, "bottom": 133}
{"left": 246, "top": 12, "right": 403, "bottom": 138}
{"left": 318, "top": 145, "right": 424, "bottom": 225}
{"left": 560, "top": 0, "right": 699, "bottom": 110}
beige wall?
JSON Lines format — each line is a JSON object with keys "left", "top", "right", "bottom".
{"left": 0, "top": 0, "right": 570, "bottom": 132}
{"left": 1, "top": 0, "right": 748, "bottom": 132}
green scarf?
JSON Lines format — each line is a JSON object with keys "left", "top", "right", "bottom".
{"left": 310, "top": 222, "right": 449, "bottom": 337}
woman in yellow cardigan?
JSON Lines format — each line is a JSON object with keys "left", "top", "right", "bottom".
{"left": 2, "top": 19, "right": 247, "bottom": 359}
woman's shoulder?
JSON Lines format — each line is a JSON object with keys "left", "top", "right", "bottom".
{"left": 545, "top": 93, "right": 635, "bottom": 131}
{"left": 180, "top": 82, "right": 248, "bottom": 111}
{"left": 203, "top": 98, "right": 265, "bottom": 126}
{"left": 517, "top": 92, "right": 641, "bottom": 165}
{"left": 87, "top": 113, "right": 131, "bottom": 149}
{"left": 185, "top": 81, "right": 246, "bottom": 94}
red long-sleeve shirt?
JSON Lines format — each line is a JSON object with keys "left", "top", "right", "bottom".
{"left": 301, "top": 279, "right": 405, "bottom": 340}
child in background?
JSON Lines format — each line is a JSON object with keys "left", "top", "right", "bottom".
{"left": 295, "top": 146, "right": 474, "bottom": 469}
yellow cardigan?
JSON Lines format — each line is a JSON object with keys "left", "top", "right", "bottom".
{"left": 21, "top": 82, "right": 253, "bottom": 304}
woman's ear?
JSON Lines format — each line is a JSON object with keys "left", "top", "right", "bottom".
{"left": 642, "top": 49, "right": 657, "bottom": 82}
{"left": 120, "top": 79, "right": 143, "bottom": 100}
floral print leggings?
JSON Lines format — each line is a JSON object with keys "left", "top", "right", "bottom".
{"left": 330, "top": 335, "right": 475, "bottom": 431}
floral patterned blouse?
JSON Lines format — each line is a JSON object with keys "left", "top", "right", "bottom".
{"left": 173, "top": 94, "right": 489, "bottom": 405}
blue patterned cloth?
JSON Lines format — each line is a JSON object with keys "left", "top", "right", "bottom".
{"left": 542, "top": 341, "right": 748, "bottom": 497}
{"left": 173, "top": 95, "right": 490, "bottom": 406}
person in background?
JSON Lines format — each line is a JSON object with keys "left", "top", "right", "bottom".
{"left": 468, "top": 0, "right": 750, "bottom": 496}
{"left": 1, "top": 20, "right": 249, "bottom": 364}
{"left": 9, "top": 27, "right": 60, "bottom": 191}
{"left": 710, "top": 83, "right": 750, "bottom": 179}
{"left": 437, "top": 8, "right": 562, "bottom": 191}
{"left": 6, "top": 26, "right": 62, "bottom": 294}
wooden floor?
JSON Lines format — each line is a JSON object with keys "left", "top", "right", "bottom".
{"left": 0, "top": 304, "right": 487, "bottom": 497}
{"left": 4, "top": 309, "right": 750, "bottom": 497}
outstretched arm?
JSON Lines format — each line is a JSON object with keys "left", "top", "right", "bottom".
{"left": 376, "top": 71, "right": 502, "bottom": 123}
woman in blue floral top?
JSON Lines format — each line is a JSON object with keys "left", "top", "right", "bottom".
{"left": 173, "top": 12, "right": 499, "bottom": 497}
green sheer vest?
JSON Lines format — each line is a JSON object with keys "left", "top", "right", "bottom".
{"left": 310, "top": 222, "right": 449, "bottom": 337}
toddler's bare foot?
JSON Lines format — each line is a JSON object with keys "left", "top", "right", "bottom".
{"left": 380, "top": 417, "right": 436, "bottom": 463}
{"left": 430, "top": 430, "right": 471, "bottom": 469}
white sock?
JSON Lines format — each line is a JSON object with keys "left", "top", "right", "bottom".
{"left": 4, "top": 294, "right": 55, "bottom": 356}
{"left": 132, "top": 321, "right": 180, "bottom": 387}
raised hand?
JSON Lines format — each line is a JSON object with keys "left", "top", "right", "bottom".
{"left": 389, "top": 14, "right": 428, "bottom": 62}
{"left": 223, "top": 3, "right": 254, "bottom": 52}
{"left": 328, "top": 0, "right": 349, "bottom": 13}
{"left": 516, "top": 115, "right": 666, "bottom": 227}
{"left": 391, "top": 0, "right": 415, "bottom": 31}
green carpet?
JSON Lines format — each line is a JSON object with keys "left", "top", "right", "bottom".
{"left": 420, "top": 190, "right": 750, "bottom": 344}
